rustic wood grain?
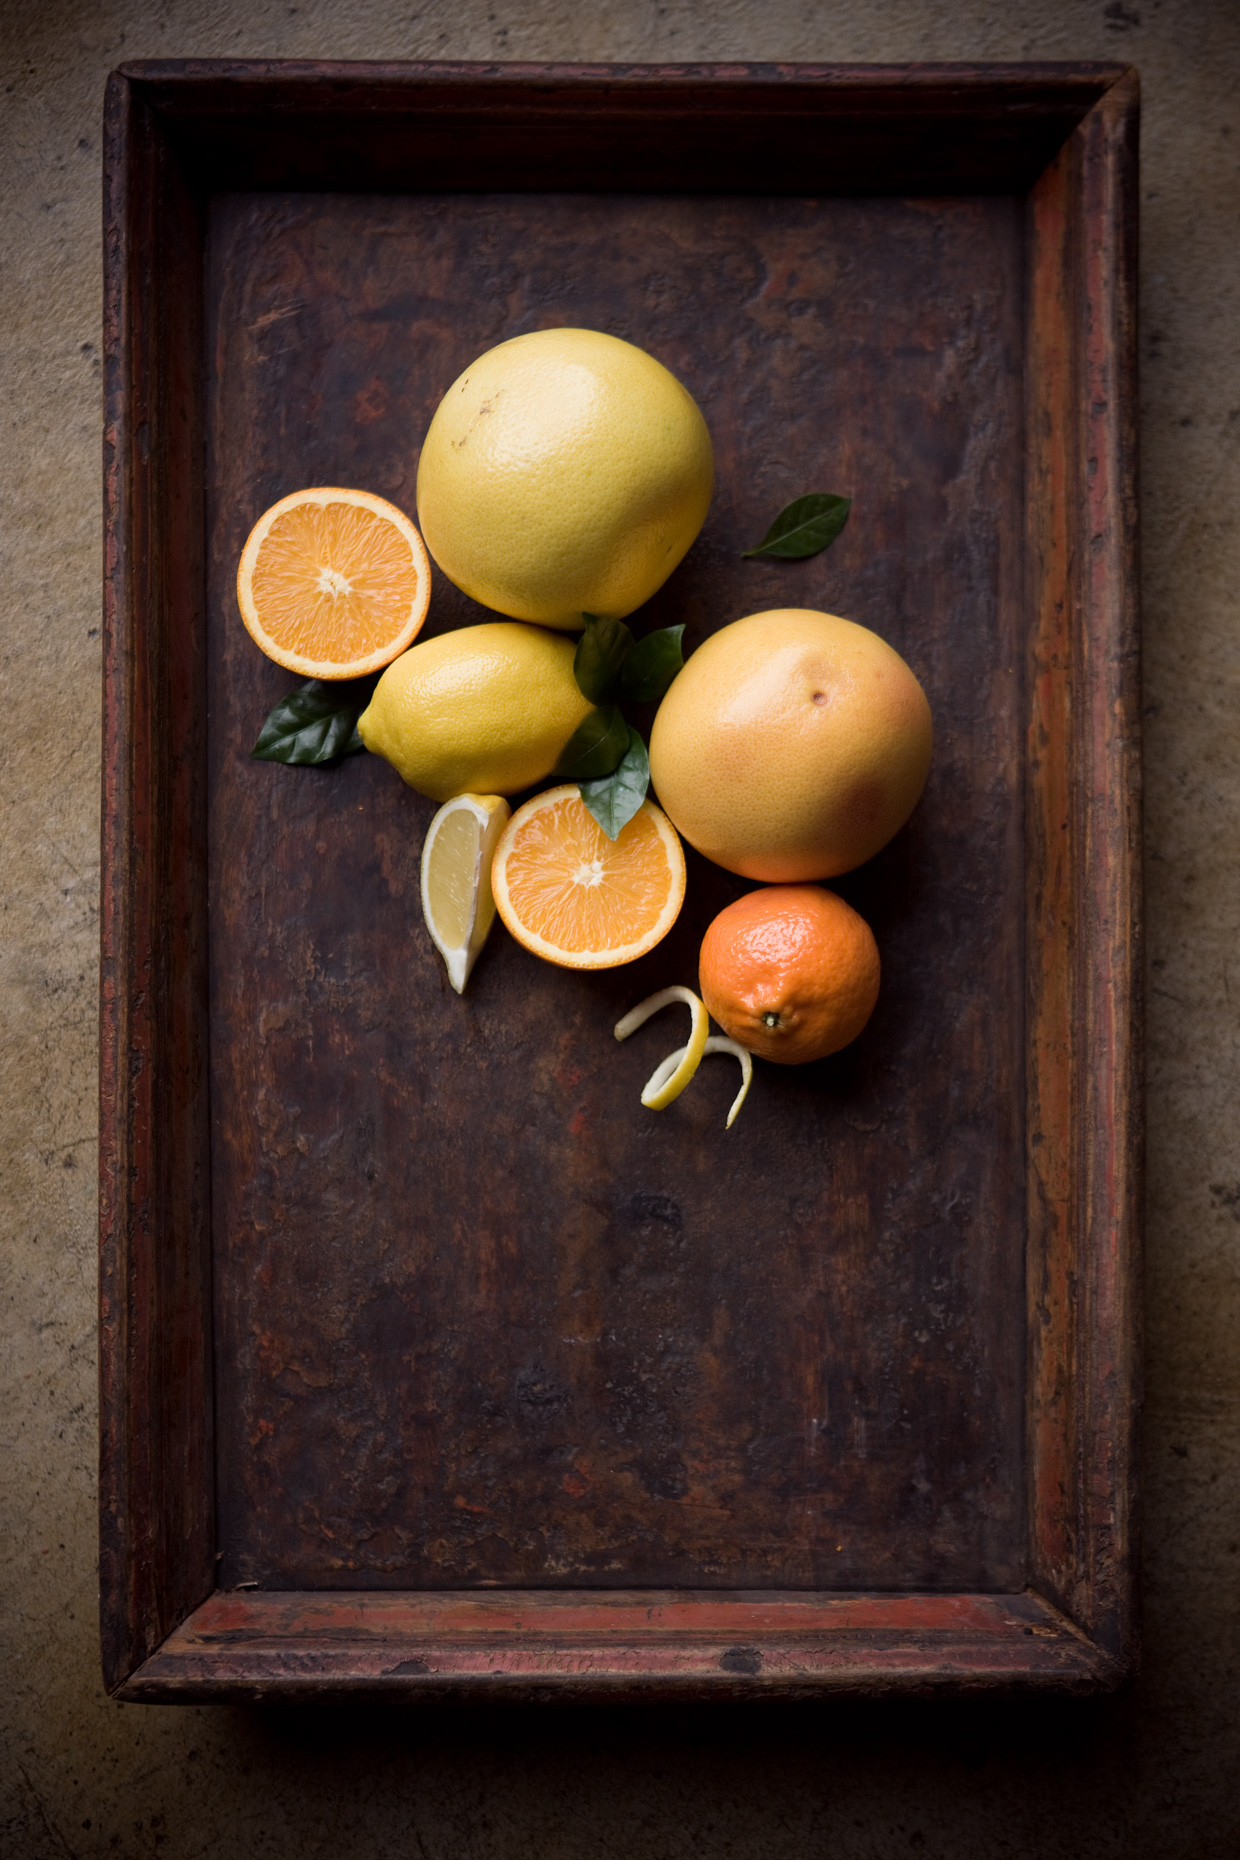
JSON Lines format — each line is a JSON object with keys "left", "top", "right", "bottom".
{"left": 1071, "top": 69, "right": 1141, "bottom": 1665}
{"left": 123, "top": 60, "right": 1125, "bottom": 197}
{"left": 117, "top": 1588, "right": 1123, "bottom": 1701}
{"left": 1024, "top": 70, "right": 1141, "bottom": 1667}
{"left": 99, "top": 60, "right": 1140, "bottom": 1699}
{"left": 99, "top": 73, "right": 215, "bottom": 1693}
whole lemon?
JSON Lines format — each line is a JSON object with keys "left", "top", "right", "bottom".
{"left": 648, "top": 609, "right": 933, "bottom": 881}
{"left": 357, "top": 622, "right": 593, "bottom": 802}
{"left": 415, "top": 328, "right": 714, "bottom": 630}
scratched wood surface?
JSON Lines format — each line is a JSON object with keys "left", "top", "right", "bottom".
{"left": 118, "top": 1589, "right": 1120, "bottom": 1701}
{"left": 204, "top": 187, "right": 1028, "bottom": 1592}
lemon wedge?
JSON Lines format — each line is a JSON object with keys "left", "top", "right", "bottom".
{"left": 614, "top": 985, "right": 709, "bottom": 1109}
{"left": 645, "top": 1036, "right": 753, "bottom": 1129}
{"left": 420, "top": 793, "right": 511, "bottom": 993}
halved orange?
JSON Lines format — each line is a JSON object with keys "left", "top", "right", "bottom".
{"left": 237, "top": 487, "right": 431, "bottom": 680}
{"left": 491, "top": 785, "right": 685, "bottom": 970}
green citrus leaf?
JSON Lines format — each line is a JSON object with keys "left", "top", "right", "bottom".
{"left": 573, "top": 613, "right": 635, "bottom": 704}
{"left": 553, "top": 704, "right": 629, "bottom": 781}
{"left": 620, "top": 625, "right": 685, "bottom": 704}
{"left": 579, "top": 727, "right": 650, "bottom": 840}
{"left": 743, "top": 492, "right": 851, "bottom": 560}
{"left": 250, "top": 676, "right": 377, "bottom": 766}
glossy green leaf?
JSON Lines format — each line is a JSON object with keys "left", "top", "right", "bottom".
{"left": 579, "top": 727, "right": 650, "bottom": 840}
{"left": 573, "top": 613, "right": 635, "bottom": 704}
{"left": 743, "top": 492, "right": 851, "bottom": 560}
{"left": 552, "top": 704, "right": 630, "bottom": 781}
{"left": 250, "top": 676, "right": 376, "bottom": 766}
{"left": 620, "top": 625, "right": 685, "bottom": 704}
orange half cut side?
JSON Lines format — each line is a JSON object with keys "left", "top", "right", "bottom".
{"left": 491, "top": 785, "right": 686, "bottom": 970}
{"left": 237, "top": 486, "right": 432, "bottom": 679}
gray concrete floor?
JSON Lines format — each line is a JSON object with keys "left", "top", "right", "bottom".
{"left": 3, "top": 1, "right": 1238, "bottom": 1854}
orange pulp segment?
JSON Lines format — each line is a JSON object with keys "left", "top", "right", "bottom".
{"left": 491, "top": 785, "right": 685, "bottom": 970}
{"left": 237, "top": 487, "right": 431, "bottom": 679}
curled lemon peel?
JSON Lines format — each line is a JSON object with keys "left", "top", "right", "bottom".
{"left": 644, "top": 1036, "right": 754, "bottom": 1129}
{"left": 614, "top": 985, "right": 709, "bottom": 1110}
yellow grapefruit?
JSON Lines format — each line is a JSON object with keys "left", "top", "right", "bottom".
{"left": 415, "top": 328, "right": 714, "bottom": 630}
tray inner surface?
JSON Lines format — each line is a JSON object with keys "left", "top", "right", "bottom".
{"left": 206, "top": 188, "right": 1026, "bottom": 1592}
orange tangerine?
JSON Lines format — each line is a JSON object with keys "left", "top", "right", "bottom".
{"left": 491, "top": 786, "right": 685, "bottom": 970}
{"left": 237, "top": 486, "right": 431, "bottom": 679}
{"left": 699, "top": 884, "right": 880, "bottom": 1063}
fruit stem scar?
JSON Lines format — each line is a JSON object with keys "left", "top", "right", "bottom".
{"left": 761, "top": 1010, "right": 782, "bottom": 1029}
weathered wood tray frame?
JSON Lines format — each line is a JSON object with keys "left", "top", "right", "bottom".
{"left": 100, "top": 61, "right": 1140, "bottom": 1701}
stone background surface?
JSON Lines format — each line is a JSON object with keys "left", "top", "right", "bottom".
{"left": 2, "top": 2, "right": 1237, "bottom": 1855}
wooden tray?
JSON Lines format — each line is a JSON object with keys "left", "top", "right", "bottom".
{"left": 100, "top": 61, "right": 1141, "bottom": 1700}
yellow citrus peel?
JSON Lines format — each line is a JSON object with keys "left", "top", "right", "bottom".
{"left": 613, "top": 985, "right": 709, "bottom": 1110}
{"left": 644, "top": 1036, "right": 754, "bottom": 1130}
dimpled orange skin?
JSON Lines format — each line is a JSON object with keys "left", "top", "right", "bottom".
{"left": 648, "top": 608, "right": 933, "bottom": 881}
{"left": 699, "top": 885, "right": 881, "bottom": 1064}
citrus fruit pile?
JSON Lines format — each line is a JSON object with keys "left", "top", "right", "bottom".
{"left": 235, "top": 325, "right": 934, "bottom": 1125}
